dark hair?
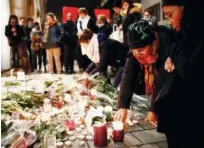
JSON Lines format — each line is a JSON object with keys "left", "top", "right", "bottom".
{"left": 79, "top": 29, "right": 93, "bottom": 43}
{"left": 34, "top": 22, "right": 39, "bottom": 26}
{"left": 8, "top": 15, "right": 18, "bottom": 25}
{"left": 19, "top": 17, "right": 25, "bottom": 20}
{"left": 144, "top": 9, "right": 153, "bottom": 16}
{"left": 27, "top": 18, "right": 33, "bottom": 22}
{"left": 78, "top": 8, "right": 88, "bottom": 15}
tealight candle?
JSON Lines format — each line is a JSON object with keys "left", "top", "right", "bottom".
{"left": 93, "top": 123, "right": 107, "bottom": 147}
{"left": 17, "top": 71, "right": 25, "bottom": 80}
{"left": 112, "top": 121, "right": 124, "bottom": 142}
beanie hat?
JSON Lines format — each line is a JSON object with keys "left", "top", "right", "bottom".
{"left": 128, "top": 20, "right": 155, "bottom": 49}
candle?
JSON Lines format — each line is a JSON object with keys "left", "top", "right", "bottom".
{"left": 17, "top": 71, "right": 25, "bottom": 80}
{"left": 93, "top": 123, "right": 107, "bottom": 147}
{"left": 112, "top": 121, "right": 124, "bottom": 142}
{"left": 104, "top": 106, "right": 113, "bottom": 121}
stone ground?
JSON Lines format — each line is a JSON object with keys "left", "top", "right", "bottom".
{"left": 1, "top": 67, "right": 167, "bottom": 148}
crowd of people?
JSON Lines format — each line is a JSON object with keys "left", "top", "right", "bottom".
{"left": 4, "top": 0, "right": 204, "bottom": 147}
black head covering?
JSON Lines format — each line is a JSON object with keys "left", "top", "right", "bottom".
{"left": 113, "top": 0, "right": 122, "bottom": 8}
{"left": 128, "top": 20, "right": 155, "bottom": 49}
{"left": 162, "top": 0, "right": 187, "bottom": 6}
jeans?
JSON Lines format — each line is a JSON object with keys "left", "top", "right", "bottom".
{"left": 10, "top": 46, "right": 19, "bottom": 68}
{"left": 27, "top": 41, "right": 33, "bottom": 69}
{"left": 32, "top": 49, "right": 47, "bottom": 70}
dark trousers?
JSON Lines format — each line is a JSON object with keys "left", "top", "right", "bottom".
{"left": 76, "top": 44, "right": 91, "bottom": 70}
{"left": 27, "top": 41, "right": 33, "bottom": 69}
{"left": 10, "top": 46, "right": 19, "bottom": 68}
{"left": 166, "top": 133, "right": 203, "bottom": 148}
{"left": 32, "top": 49, "right": 47, "bottom": 70}
{"left": 63, "top": 44, "right": 75, "bottom": 72}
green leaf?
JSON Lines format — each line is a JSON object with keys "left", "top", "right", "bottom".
{"left": 1, "top": 121, "right": 7, "bottom": 132}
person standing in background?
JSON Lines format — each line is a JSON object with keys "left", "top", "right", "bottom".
{"left": 62, "top": 13, "right": 77, "bottom": 74}
{"left": 142, "top": 9, "right": 158, "bottom": 29}
{"left": 30, "top": 22, "right": 44, "bottom": 73}
{"left": 5, "top": 15, "right": 25, "bottom": 68}
{"left": 76, "top": 8, "right": 96, "bottom": 71}
{"left": 25, "top": 18, "right": 34, "bottom": 71}
{"left": 43, "top": 12, "right": 62, "bottom": 74}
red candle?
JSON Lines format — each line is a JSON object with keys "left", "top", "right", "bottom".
{"left": 94, "top": 123, "right": 107, "bottom": 147}
{"left": 56, "top": 101, "right": 62, "bottom": 109}
{"left": 112, "top": 122, "right": 124, "bottom": 142}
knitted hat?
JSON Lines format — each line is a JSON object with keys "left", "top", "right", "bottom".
{"left": 128, "top": 20, "right": 155, "bottom": 49}
{"left": 162, "top": 0, "right": 187, "bottom": 6}
{"left": 113, "top": 0, "right": 122, "bottom": 8}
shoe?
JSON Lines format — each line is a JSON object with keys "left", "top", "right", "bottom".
{"left": 38, "top": 69, "right": 42, "bottom": 73}
{"left": 65, "top": 71, "right": 69, "bottom": 74}
{"left": 68, "top": 70, "right": 75, "bottom": 74}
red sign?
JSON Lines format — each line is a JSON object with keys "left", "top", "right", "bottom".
{"left": 94, "top": 9, "right": 110, "bottom": 19}
{"left": 62, "top": 7, "right": 79, "bottom": 23}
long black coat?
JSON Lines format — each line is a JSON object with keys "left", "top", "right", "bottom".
{"left": 62, "top": 21, "right": 77, "bottom": 48}
{"left": 85, "top": 39, "right": 129, "bottom": 75}
{"left": 154, "top": 0, "right": 204, "bottom": 144}
{"left": 118, "top": 26, "right": 172, "bottom": 108}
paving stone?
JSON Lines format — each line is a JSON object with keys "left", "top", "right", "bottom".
{"left": 132, "top": 130, "right": 166, "bottom": 144}
{"left": 87, "top": 139, "right": 116, "bottom": 148}
{"left": 138, "top": 121, "right": 156, "bottom": 130}
{"left": 123, "top": 133, "right": 142, "bottom": 146}
{"left": 158, "top": 142, "right": 168, "bottom": 148}
{"left": 126, "top": 124, "right": 143, "bottom": 132}
{"left": 139, "top": 144, "right": 160, "bottom": 148}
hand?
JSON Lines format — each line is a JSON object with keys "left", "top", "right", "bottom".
{"left": 145, "top": 111, "right": 158, "bottom": 127}
{"left": 77, "top": 32, "right": 83, "bottom": 37}
{"left": 114, "top": 108, "right": 128, "bottom": 123}
{"left": 12, "top": 27, "right": 16, "bottom": 32}
{"left": 164, "top": 57, "right": 175, "bottom": 72}
{"left": 13, "top": 32, "right": 17, "bottom": 36}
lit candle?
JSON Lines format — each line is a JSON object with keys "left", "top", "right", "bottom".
{"left": 112, "top": 121, "right": 124, "bottom": 142}
{"left": 104, "top": 106, "right": 113, "bottom": 121}
{"left": 94, "top": 122, "right": 107, "bottom": 147}
{"left": 17, "top": 71, "right": 25, "bottom": 80}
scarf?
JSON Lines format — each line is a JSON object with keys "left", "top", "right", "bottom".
{"left": 77, "top": 15, "right": 91, "bottom": 33}
{"left": 132, "top": 32, "right": 159, "bottom": 95}
{"left": 81, "top": 34, "right": 100, "bottom": 63}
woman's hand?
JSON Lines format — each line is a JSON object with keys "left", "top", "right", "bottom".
{"left": 145, "top": 111, "right": 158, "bottom": 127}
{"left": 164, "top": 57, "right": 175, "bottom": 72}
{"left": 114, "top": 108, "right": 128, "bottom": 123}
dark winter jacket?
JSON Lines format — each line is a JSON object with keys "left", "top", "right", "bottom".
{"left": 62, "top": 21, "right": 77, "bottom": 48}
{"left": 118, "top": 25, "right": 172, "bottom": 109}
{"left": 96, "top": 23, "right": 112, "bottom": 43}
{"left": 85, "top": 39, "right": 129, "bottom": 75}
{"left": 5, "top": 24, "right": 25, "bottom": 46}
{"left": 44, "top": 23, "right": 62, "bottom": 49}
{"left": 154, "top": 0, "right": 204, "bottom": 137}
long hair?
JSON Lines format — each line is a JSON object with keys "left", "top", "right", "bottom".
{"left": 8, "top": 15, "right": 18, "bottom": 25}
{"left": 46, "top": 12, "right": 58, "bottom": 23}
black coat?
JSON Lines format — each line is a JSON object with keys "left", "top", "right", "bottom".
{"left": 118, "top": 26, "right": 172, "bottom": 109}
{"left": 5, "top": 24, "right": 25, "bottom": 46}
{"left": 154, "top": 0, "right": 204, "bottom": 141}
{"left": 85, "top": 39, "right": 129, "bottom": 75}
{"left": 62, "top": 21, "right": 77, "bottom": 48}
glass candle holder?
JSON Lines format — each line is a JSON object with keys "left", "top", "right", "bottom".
{"left": 94, "top": 123, "right": 107, "bottom": 147}
{"left": 112, "top": 121, "right": 124, "bottom": 142}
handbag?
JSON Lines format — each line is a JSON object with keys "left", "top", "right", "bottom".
{"left": 109, "top": 24, "right": 124, "bottom": 43}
